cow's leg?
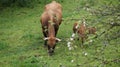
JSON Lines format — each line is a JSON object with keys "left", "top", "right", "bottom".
{"left": 54, "top": 25, "right": 59, "bottom": 36}
{"left": 44, "top": 40, "right": 47, "bottom": 48}
{"left": 43, "top": 33, "right": 47, "bottom": 47}
{"left": 52, "top": 44, "right": 56, "bottom": 53}
{"left": 42, "top": 27, "right": 48, "bottom": 47}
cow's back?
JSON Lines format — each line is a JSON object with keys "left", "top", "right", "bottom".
{"left": 41, "top": 11, "right": 49, "bottom": 26}
{"left": 44, "top": 1, "right": 62, "bottom": 25}
{"left": 45, "top": 1, "right": 62, "bottom": 13}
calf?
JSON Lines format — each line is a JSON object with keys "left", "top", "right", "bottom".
{"left": 73, "top": 21, "right": 97, "bottom": 46}
{"left": 87, "top": 27, "right": 96, "bottom": 35}
{"left": 40, "top": 1, "right": 62, "bottom": 55}
{"left": 73, "top": 21, "right": 87, "bottom": 45}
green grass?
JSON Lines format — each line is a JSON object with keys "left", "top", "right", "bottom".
{"left": 0, "top": 0, "right": 120, "bottom": 67}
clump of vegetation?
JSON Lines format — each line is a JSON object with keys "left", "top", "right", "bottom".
{"left": 0, "top": 42, "right": 9, "bottom": 50}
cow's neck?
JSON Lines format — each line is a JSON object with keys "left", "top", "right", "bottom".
{"left": 48, "top": 23, "right": 55, "bottom": 37}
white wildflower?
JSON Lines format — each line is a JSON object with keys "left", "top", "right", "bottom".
{"left": 69, "top": 47, "right": 72, "bottom": 50}
{"left": 84, "top": 52, "right": 88, "bottom": 56}
{"left": 111, "top": 22, "right": 114, "bottom": 25}
{"left": 67, "top": 42, "right": 71, "bottom": 47}
{"left": 70, "top": 38, "right": 74, "bottom": 41}
{"left": 71, "top": 33, "right": 75, "bottom": 38}
{"left": 83, "top": 21, "right": 86, "bottom": 26}
{"left": 89, "top": 40, "right": 93, "bottom": 43}
{"left": 71, "top": 60, "right": 74, "bottom": 63}
{"left": 67, "top": 44, "right": 71, "bottom": 47}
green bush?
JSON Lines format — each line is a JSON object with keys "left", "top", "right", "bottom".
{"left": 0, "top": 0, "right": 64, "bottom": 7}
{"left": 15, "top": 0, "right": 33, "bottom": 7}
{"left": 0, "top": 0, "right": 37, "bottom": 7}
{"left": 0, "top": 0, "right": 15, "bottom": 7}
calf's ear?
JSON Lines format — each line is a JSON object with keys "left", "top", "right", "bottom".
{"left": 56, "top": 38, "right": 61, "bottom": 42}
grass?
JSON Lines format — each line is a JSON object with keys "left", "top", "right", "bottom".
{"left": 0, "top": 0, "right": 120, "bottom": 67}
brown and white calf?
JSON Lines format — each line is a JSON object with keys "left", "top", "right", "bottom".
{"left": 87, "top": 27, "right": 96, "bottom": 35}
{"left": 73, "top": 21, "right": 97, "bottom": 45}
{"left": 72, "top": 21, "right": 87, "bottom": 45}
{"left": 40, "top": 1, "right": 62, "bottom": 55}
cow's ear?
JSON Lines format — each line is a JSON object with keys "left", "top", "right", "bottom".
{"left": 56, "top": 38, "right": 61, "bottom": 42}
{"left": 44, "top": 37, "right": 49, "bottom": 40}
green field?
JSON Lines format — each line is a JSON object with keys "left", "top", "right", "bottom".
{"left": 0, "top": 0, "right": 120, "bottom": 67}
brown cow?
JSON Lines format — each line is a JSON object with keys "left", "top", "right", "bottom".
{"left": 73, "top": 21, "right": 87, "bottom": 45}
{"left": 40, "top": 1, "right": 62, "bottom": 55}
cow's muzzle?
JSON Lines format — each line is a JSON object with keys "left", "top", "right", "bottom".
{"left": 48, "top": 48, "right": 54, "bottom": 56}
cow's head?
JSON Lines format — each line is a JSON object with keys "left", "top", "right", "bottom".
{"left": 44, "top": 37, "right": 61, "bottom": 55}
